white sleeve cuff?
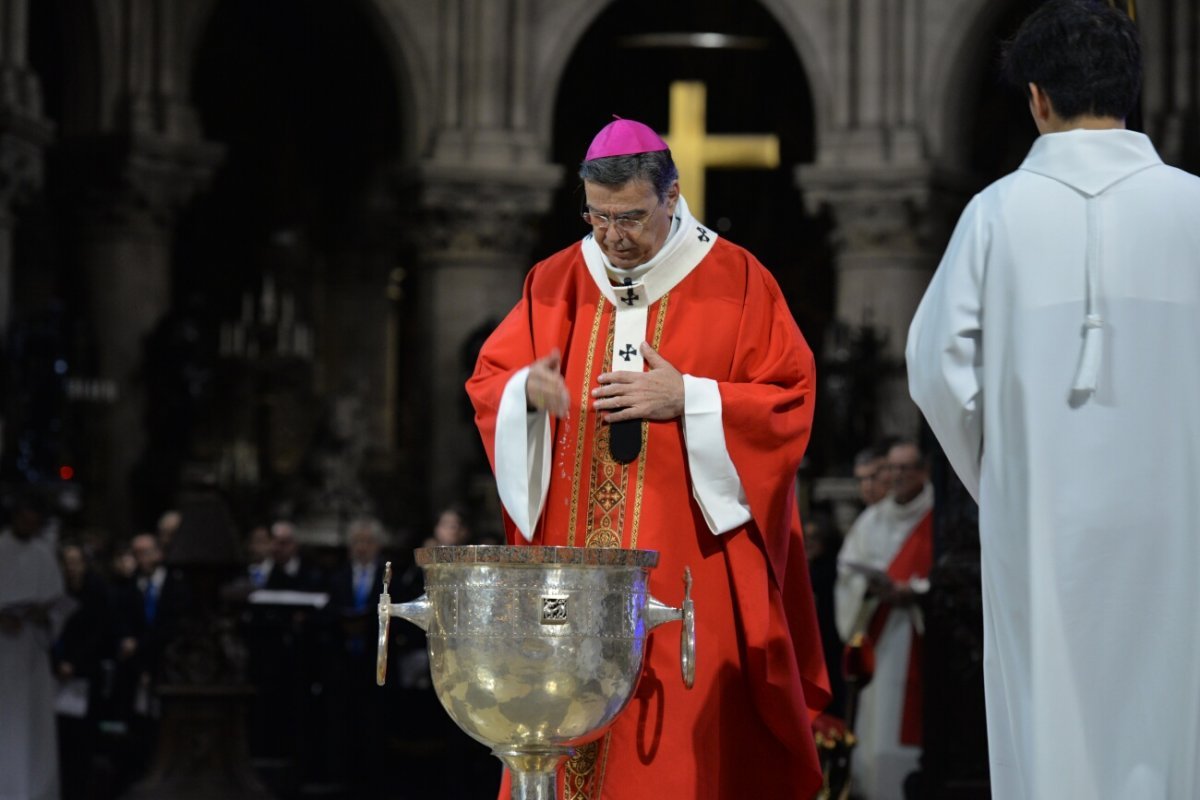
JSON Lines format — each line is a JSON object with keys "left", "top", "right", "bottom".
{"left": 681, "top": 375, "right": 752, "bottom": 535}
{"left": 494, "top": 367, "right": 552, "bottom": 541}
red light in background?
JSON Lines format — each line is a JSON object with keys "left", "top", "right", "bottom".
{"left": 59, "top": 465, "right": 75, "bottom": 480}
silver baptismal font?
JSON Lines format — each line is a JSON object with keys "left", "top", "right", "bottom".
{"left": 376, "top": 545, "right": 696, "bottom": 800}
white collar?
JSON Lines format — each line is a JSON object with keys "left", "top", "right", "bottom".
{"left": 880, "top": 483, "right": 934, "bottom": 529}
{"left": 1019, "top": 129, "right": 1162, "bottom": 197}
{"left": 581, "top": 195, "right": 717, "bottom": 307}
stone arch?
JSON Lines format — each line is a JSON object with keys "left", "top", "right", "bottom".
{"left": 352, "top": 0, "right": 436, "bottom": 163}
{"left": 178, "top": 0, "right": 411, "bottom": 524}
{"left": 85, "top": 0, "right": 124, "bottom": 131}
{"left": 526, "top": 1, "right": 637, "bottom": 148}
{"left": 524, "top": 0, "right": 831, "bottom": 166}
{"left": 756, "top": 0, "right": 834, "bottom": 151}
{"left": 925, "top": 0, "right": 1023, "bottom": 169}
{"left": 29, "top": 0, "right": 103, "bottom": 134}
{"left": 189, "top": 0, "right": 405, "bottom": 215}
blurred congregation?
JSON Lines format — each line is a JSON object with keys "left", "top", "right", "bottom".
{"left": 3, "top": 436, "right": 958, "bottom": 800}
{"left": 1, "top": 494, "right": 503, "bottom": 800}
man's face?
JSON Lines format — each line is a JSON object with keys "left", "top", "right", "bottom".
{"left": 247, "top": 526, "right": 272, "bottom": 562}
{"left": 112, "top": 550, "right": 137, "bottom": 579}
{"left": 885, "top": 444, "right": 927, "bottom": 504}
{"left": 272, "top": 525, "right": 298, "bottom": 562}
{"left": 582, "top": 178, "right": 677, "bottom": 270}
{"left": 62, "top": 545, "right": 86, "bottom": 584}
{"left": 854, "top": 458, "right": 887, "bottom": 505}
{"left": 348, "top": 529, "right": 380, "bottom": 565}
{"left": 131, "top": 534, "right": 162, "bottom": 575}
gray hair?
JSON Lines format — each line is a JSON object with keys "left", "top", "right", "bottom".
{"left": 578, "top": 151, "right": 679, "bottom": 202}
{"left": 346, "top": 516, "right": 384, "bottom": 544}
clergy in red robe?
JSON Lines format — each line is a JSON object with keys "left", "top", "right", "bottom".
{"left": 466, "top": 118, "right": 829, "bottom": 799}
{"left": 835, "top": 441, "right": 933, "bottom": 800}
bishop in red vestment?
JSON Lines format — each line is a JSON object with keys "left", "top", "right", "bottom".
{"left": 467, "top": 119, "right": 829, "bottom": 799}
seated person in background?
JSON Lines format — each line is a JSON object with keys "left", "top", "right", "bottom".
{"left": 394, "top": 506, "right": 476, "bottom": 689}
{"left": 245, "top": 525, "right": 272, "bottom": 589}
{"left": 115, "top": 534, "right": 189, "bottom": 716}
{"left": 263, "top": 520, "right": 323, "bottom": 591}
{"left": 54, "top": 543, "right": 111, "bottom": 800}
{"left": 327, "top": 518, "right": 390, "bottom": 790}
{"left": 423, "top": 505, "right": 474, "bottom": 548}
{"left": 329, "top": 517, "right": 388, "bottom": 642}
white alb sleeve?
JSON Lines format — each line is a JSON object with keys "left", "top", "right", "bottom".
{"left": 680, "top": 374, "right": 752, "bottom": 535}
{"left": 906, "top": 196, "right": 987, "bottom": 501}
{"left": 493, "top": 367, "right": 552, "bottom": 541}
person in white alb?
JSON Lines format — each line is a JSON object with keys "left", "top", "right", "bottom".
{"left": 906, "top": 2, "right": 1200, "bottom": 797}
{"left": 0, "top": 494, "right": 67, "bottom": 800}
{"left": 835, "top": 441, "right": 934, "bottom": 799}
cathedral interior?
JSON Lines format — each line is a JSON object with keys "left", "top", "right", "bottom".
{"left": 1, "top": 0, "right": 1196, "bottom": 798}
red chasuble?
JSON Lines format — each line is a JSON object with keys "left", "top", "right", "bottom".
{"left": 467, "top": 231, "right": 830, "bottom": 799}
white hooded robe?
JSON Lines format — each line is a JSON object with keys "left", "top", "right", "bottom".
{"left": 907, "top": 129, "right": 1200, "bottom": 800}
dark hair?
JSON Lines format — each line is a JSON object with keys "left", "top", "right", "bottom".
{"left": 578, "top": 150, "right": 679, "bottom": 201}
{"left": 1002, "top": 0, "right": 1141, "bottom": 121}
{"left": 888, "top": 438, "right": 928, "bottom": 464}
{"left": 873, "top": 435, "right": 901, "bottom": 460}
{"left": 854, "top": 447, "right": 881, "bottom": 468}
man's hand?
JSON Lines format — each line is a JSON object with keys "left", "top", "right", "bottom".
{"left": 868, "top": 575, "right": 919, "bottom": 607}
{"left": 888, "top": 585, "right": 920, "bottom": 608}
{"left": 526, "top": 348, "right": 570, "bottom": 418}
{"left": 592, "top": 343, "right": 684, "bottom": 422}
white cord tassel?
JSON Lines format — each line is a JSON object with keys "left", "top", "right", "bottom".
{"left": 1071, "top": 314, "right": 1104, "bottom": 393}
{"left": 1070, "top": 201, "right": 1104, "bottom": 396}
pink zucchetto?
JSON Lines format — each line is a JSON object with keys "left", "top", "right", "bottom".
{"left": 584, "top": 116, "right": 669, "bottom": 161}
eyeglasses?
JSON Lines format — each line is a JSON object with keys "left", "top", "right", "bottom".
{"left": 581, "top": 201, "right": 661, "bottom": 234}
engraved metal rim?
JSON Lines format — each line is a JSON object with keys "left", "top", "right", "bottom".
{"left": 413, "top": 545, "right": 660, "bottom": 568}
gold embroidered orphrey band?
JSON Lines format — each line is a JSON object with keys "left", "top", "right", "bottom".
{"left": 563, "top": 292, "right": 670, "bottom": 800}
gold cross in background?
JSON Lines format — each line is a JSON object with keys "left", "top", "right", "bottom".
{"left": 663, "top": 81, "right": 780, "bottom": 223}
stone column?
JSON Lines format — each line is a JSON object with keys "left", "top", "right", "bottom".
{"left": 798, "top": 164, "right": 966, "bottom": 439}
{"left": 797, "top": 0, "right": 976, "bottom": 442}
{"left": 1140, "top": 0, "right": 1200, "bottom": 170}
{"left": 393, "top": 0, "right": 564, "bottom": 523}
{"left": 0, "top": 0, "right": 53, "bottom": 490}
{"left": 65, "top": 133, "right": 221, "bottom": 533}
{"left": 318, "top": 194, "right": 402, "bottom": 467}
{"left": 0, "top": 0, "right": 53, "bottom": 341}
{"left": 404, "top": 161, "right": 561, "bottom": 519}
{"left": 0, "top": 110, "right": 51, "bottom": 336}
